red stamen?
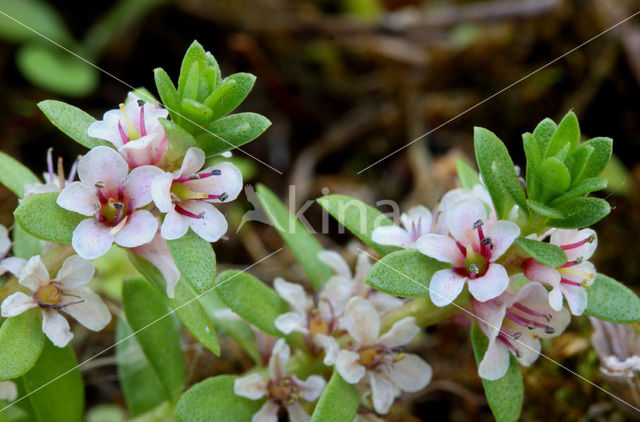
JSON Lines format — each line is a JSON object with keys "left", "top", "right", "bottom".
{"left": 139, "top": 106, "right": 146, "bottom": 137}
{"left": 118, "top": 122, "right": 129, "bottom": 144}
{"left": 561, "top": 260, "right": 580, "bottom": 268}
{"left": 497, "top": 332, "right": 520, "bottom": 357}
{"left": 505, "top": 311, "right": 548, "bottom": 330}
{"left": 175, "top": 205, "right": 202, "bottom": 219}
{"left": 96, "top": 188, "right": 107, "bottom": 204}
{"left": 455, "top": 241, "right": 467, "bottom": 257}
{"left": 560, "top": 237, "right": 590, "bottom": 251}
{"left": 560, "top": 278, "right": 581, "bottom": 287}
{"left": 512, "top": 303, "right": 550, "bottom": 320}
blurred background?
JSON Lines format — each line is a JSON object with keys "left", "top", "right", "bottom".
{"left": 2, "top": 0, "right": 640, "bottom": 420}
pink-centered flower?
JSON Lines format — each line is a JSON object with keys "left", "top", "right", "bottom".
{"left": 151, "top": 147, "right": 242, "bottom": 242}
{"left": 524, "top": 228, "right": 597, "bottom": 315}
{"left": 234, "top": 338, "right": 325, "bottom": 422}
{"left": 0, "top": 255, "right": 111, "bottom": 347}
{"left": 57, "top": 146, "right": 162, "bottom": 260}
{"left": 88, "top": 92, "right": 169, "bottom": 167}
{"left": 335, "top": 297, "right": 432, "bottom": 415}
{"left": 473, "top": 282, "right": 570, "bottom": 380}
{"left": 372, "top": 206, "right": 434, "bottom": 249}
{"left": 417, "top": 198, "right": 520, "bottom": 306}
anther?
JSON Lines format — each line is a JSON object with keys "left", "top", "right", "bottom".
{"left": 513, "top": 332, "right": 522, "bottom": 339}
{"left": 588, "top": 234, "right": 596, "bottom": 243}
{"left": 544, "top": 326, "right": 555, "bottom": 334}
{"left": 515, "top": 349, "right": 522, "bottom": 358}
{"left": 473, "top": 219, "right": 484, "bottom": 229}
{"left": 220, "top": 192, "right": 229, "bottom": 201}
{"left": 95, "top": 181, "right": 105, "bottom": 189}
{"left": 480, "top": 237, "right": 492, "bottom": 245}
{"left": 211, "top": 169, "right": 221, "bottom": 176}
{"left": 137, "top": 99, "right": 145, "bottom": 107}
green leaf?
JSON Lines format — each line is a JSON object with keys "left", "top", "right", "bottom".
{"left": 167, "top": 229, "right": 216, "bottom": 294}
{"left": 471, "top": 323, "right": 523, "bottom": 422}
{"left": 256, "top": 184, "right": 331, "bottom": 288}
{"left": 182, "top": 62, "right": 200, "bottom": 102}
{"left": 316, "top": 194, "right": 399, "bottom": 257}
{"left": 115, "top": 318, "right": 166, "bottom": 417}
{"left": 154, "top": 68, "right": 181, "bottom": 123}
{"left": 0, "top": 151, "right": 40, "bottom": 198}
{"left": 311, "top": 371, "right": 359, "bottom": 422}
{"left": 514, "top": 238, "right": 567, "bottom": 268}
{"left": 0, "top": 309, "right": 45, "bottom": 380}
{"left": 549, "top": 177, "right": 608, "bottom": 206}
{"left": 203, "top": 79, "right": 236, "bottom": 110}
{"left": 158, "top": 119, "right": 197, "bottom": 165}
{"left": 178, "top": 41, "right": 206, "bottom": 99}
{"left": 14, "top": 193, "right": 85, "bottom": 243}
{"left": 474, "top": 127, "right": 516, "bottom": 220}
{"left": 456, "top": 158, "right": 480, "bottom": 189}
{"left": 18, "top": 341, "right": 84, "bottom": 422}
{"left": 366, "top": 250, "right": 449, "bottom": 297}
{"left": 215, "top": 270, "right": 289, "bottom": 337}
{"left": 538, "top": 157, "right": 571, "bottom": 202}
{"left": 532, "top": 117, "right": 557, "bottom": 150}
{"left": 174, "top": 375, "right": 263, "bottom": 422}
{"left": 12, "top": 224, "right": 44, "bottom": 259}
{"left": 37, "top": 100, "right": 109, "bottom": 149}
{"left": 585, "top": 273, "right": 640, "bottom": 323}
{"left": 491, "top": 161, "right": 527, "bottom": 214}
{"left": 123, "top": 278, "right": 185, "bottom": 402}
{"left": 580, "top": 137, "right": 613, "bottom": 180}
{"left": 566, "top": 144, "right": 593, "bottom": 183}
{"left": 196, "top": 113, "right": 271, "bottom": 157}
{"left": 208, "top": 73, "right": 256, "bottom": 122}
{"left": 181, "top": 99, "right": 213, "bottom": 128}
{"left": 544, "top": 111, "right": 579, "bottom": 158}
{"left": 547, "top": 197, "right": 610, "bottom": 228}
{"left": 526, "top": 199, "right": 563, "bottom": 219}
{"left": 523, "top": 132, "right": 541, "bottom": 201}
{"left": 204, "top": 52, "right": 222, "bottom": 89}
{"left": 129, "top": 253, "right": 220, "bottom": 355}
{"left": 0, "top": 0, "right": 71, "bottom": 43}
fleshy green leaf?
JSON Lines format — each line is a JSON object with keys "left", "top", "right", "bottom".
{"left": 366, "top": 250, "right": 449, "bottom": 297}
{"left": 167, "top": 229, "right": 216, "bottom": 294}
{"left": 456, "top": 158, "right": 480, "bottom": 190}
{"left": 532, "top": 117, "right": 557, "bottom": 150}
{"left": 584, "top": 273, "right": 640, "bottom": 323}
{"left": 544, "top": 111, "right": 579, "bottom": 158}
{"left": 202, "top": 79, "right": 236, "bottom": 110}
{"left": 174, "top": 375, "right": 263, "bottom": 422}
{"left": 549, "top": 177, "right": 608, "bottom": 206}
{"left": 474, "top": 127, "right": 516, "bottom": 220}
{"left": 580, "top": 137, "right": 613, "bottom": 180}
{"left": 123, "top": 278, "right": 185, "bottom": 402}
{"left": 538, "top": 157, "right": 571, "bottom": 202}
{"left": 514, "top": 238, "right": 567, "bottom": 268}
{"left": 177, "top": 41, "right": 206, "bottom": 100}
{"left": 37, "top": 100, "right": 109, "bottom": 149}
{"left": 215, "top": 270, "right": 289, "bottom": 337}
{"left": 129, "top": 253, "right": 220, "bottom": 355}
{"left": 0, "top": 151, "right": 40, "bottom": 198}
{"left": 182, "top": 63, "right": 200, "bottom": 102}
{"left": 115, "top": 318, "right": 166, "bottom": 417}
{"left": 181, "top": 99, "right": 213, "bottom": 128}
{"left": 547, "top": 197, "right": 610, "bottom": 228}
{"left": 0, "top": 309, "right": 45, "bottom": 380}
{"left": 471, "top": 323, "right": 523, "bottom": 422}
{"left": 257, "top": 184, "right": 331, "bottom": 289}
{"left": 196, "top": 113, "right": 271, "bottom": 157}
{"left": 316, "top": 194, "right": 399, "bottom": 257}
{"left": 491, "top": 161, "right": 527, "bottom": 214}
{"left": 311, "top": 372, "right": 359, "bottom": 422}
{"left": 154, "top": 68, "right": 181, "bottom": 123}
{"left": 18, "top": 341, "right": 84, "bottom": 422}
{"left": 14, "top": 193, "right": 85, "bottom": 243}
{"left": 12, "top": 224, "right": 44, "bottom": 259}
{"left": 523, "top": 132, "right": 541, "bottom": 201}
{"left": 526, "top": 199, "right": 563, "bottom": 219}
{"left": 207, "top": 73, "right": 256, "bottom": 122}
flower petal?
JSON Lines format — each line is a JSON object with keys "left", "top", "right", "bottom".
{"left": 368, "top": 292, "right": 405, "bottom": 314}
{"left": 378, "top": 317, "right": 419, "bottom": 348}
{"left": 268, "top": 338, "right": 290, "bottom": 380}
{"left": 72, "top": 219, "right": 114, "bottom": 260}
{"left": 341, "top": 297, "right": 380, "bottom": 346}
{"left": 63, "top": 287, "right": 111, "bottom": 331}
{"left": 551, "top": 228, "right": 598, "bottom": 261}
{"left": 234, "top": 373, "right": 267, "bottom": 400}
{"left": 478, "top": 337, "right": 511, "bottom": 381}
{"left": 369, "top": 372, "right": 395, "bottom": 415}
{"left": 467, "top": 264, "right": 509, "bottom": 302}
{"left": 274, "top": 312, "right": 308, "bottom": 335}
{"left": 77, "top": 146, "right": 128, "bottom": 188}
{"left": 0, "top": 381, "right": 17, "bottom": 402}
{"left": 150, "top": 172, "right": 174, "bottom": 213}
{"left": 401, "top": 206, "right": 433, "bottom": 238}
{"left": 178, "top": 147, "right": 206, "bottom": 177}
{"left": 1, "top": 293, "right": 37, "bottom": 317}
{"left": 125, "top": 165, "right": 164, "bottom": 208}
{"left": 485, "top": 220, "right": 520, "bottom": 260}
{"left": 416, "top": 234, "right": 464, "bottom": 265}
{"left": 386, "top": 353, "right": 432, "bottom": 392}
{"left": 314, "top": 334, "right": 339, "bottom": 365}
{"left": 41, "top": 309, "right": 73, "bottom": 347}
{"left": 294, "top": 374, "right": 325, "bottom": 401}
{"left": 428, "top": 269, "right": 467, "bottom": 307}
{"left": 273, "top": 277, "right": 310, "bottom": 314}
{"left": 131, "top": 232, "right": 180, "bottom": 298}
{"left": 0, "top": 257, "right": 27, "bottom": 278}
{"left": 524, "top": 259, "right": 561, "bottom": 288}
{"left": 251, "top": 400, "right": 279, "bottom": 422}
{"left": 113, "top": 210, "right": 158, "bottom": 248}
{"left": 371, "top": 226, "right": 411, "bottom": 248}
{"left": 335, "top": 350, "right": 366, "bottom": 383}
{"left": 189, "top": 162, "right": 243, "bottom": 202}
{"left": 561, "top": 283, "right": 588, "bottom": 316}
{"left": 160, "top": 207, "right": 189, "bottom": 240}
{"left": 55, "top": 255, "right": 94, "bottom": 289}
{"left": 56, "top": 182, "right": 98, "bottom": 216}
{"left": 317, "top": 250, "right": 351, "bottom": 278}
{"left": 445, "top": 198, "right": 487, "bottom": 246}
{"left": 180, "top": 201, "right": 228, "bottom": 242}
{"left": 285, "top": 402, "right": 310, "bottom": 422}
{"left": 19, "top": 255, "right": 50, "bottom": 291}
{"left": 319, "top": 276, "right": 353, "bottom": 318}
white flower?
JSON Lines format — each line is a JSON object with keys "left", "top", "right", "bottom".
{"left": 234, "top": 338, "right": 325, "bottom": 422}
{"left": 0, "top": 225, "right": 26, "bottom": 278}
{"left": 88, "top": 92, "right": 169, "bottom": 167}
{"left": 335, "top": 297, "right": 432, "bottom": 415}
{"left": 0, "top": 381, "right": 17, "bottom": 402}
{"left": 473, "top": 282, "right": 570, "bottom": 380}
{"left": 22, "top": 148, "right": 79, "bottom": 200}
{"left": 151, "top": 147, "right": 242, "bottom": 242}
{"left": 130, "top": 229, "right": 180, "bottom": 298}
{"left": 371, "top": 206, "right": 433, "bottom": 249}
{"left": 0, "top": 255, "right": 111, "bottom": 347}
{"left": 57, "top": 146, "right": 162, "bottom": 259}
{"left": 417, "top": 198, "right": 520, "bottom": 306}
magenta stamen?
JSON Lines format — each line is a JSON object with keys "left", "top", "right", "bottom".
{"left": 512, "top": 303, "right": 548, "bottom": 319}
{"left": 118, "top": 185, "right": 125, "bottom": 201}
{"left": 96, "top": 188, "right": 107, "bottom": 204}
{"left": 67, "top": 157, "right": 79, "bottom": 183}
{"left": 455, "top": 241, "right": 467, "bottom": 257}
{"left": 175, "top": 205, "right": 202, "bottom": 219}
{"left": 46, "top": 148, "right": 55, "bottom": 183}
{"left": 505, "top": 311, "right": 547, "bottom": 330}
{"left": 205, "top": 194, "right": 221, "bottom": 200}
{"left": 497, "top": 332, "right": 519, "bottom": 353}
{"left": 118, "top": 122, "right": 129, "bottom": 144}
{"left": 560, "top": 278, "right": 581, "bottom": 287}
{"left": 560, "top": 238, "right": 590, "bottom": 251}
{"left": 476, "top": 225, "right": 492, "bottom": 260}
{"left": 561, "top": 260, "right": 579, "bottom": 268}
{"left": 139, "top": 106, "right": 146, "bottom": 137}
{"left": 113, "top": 207, "right": 124, "bottom": 225}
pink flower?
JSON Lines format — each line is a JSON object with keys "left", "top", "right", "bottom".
{"left": 151, "top": 147, "right": 242, "bottom": 242}
{"left": 131, "top": 229, "right": 180, "bottom": 298}
{"left": 371, "top": 206, "right": 434, "bottom": 249}
{"left": 0, "top": 224, "right": 26, "bottom": 278}
{"left": 335, "top": 297, "right": 432, "bottom": 415}
{"left": 524, "top": 229, "right": 597, "bottom": 315}
{"left": 0, "top": 255, "right": 111, "bottom": 347}
{"left": 234, "top": 338, "right": 325, "bottom": 422}
{"left": 88, "top": 93, "right": 169, "bottom": 167}
{"left": 57, "top": 146, "right": 162, "bottom": 259}
{"left": 473, "top": 282, "right": 570, "bottom": 380}
{"left": 416, "top": 198, "right": 520, "bottom": 306}
{"left": 23, "top": 148, "right": 79, "bottom": 200}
